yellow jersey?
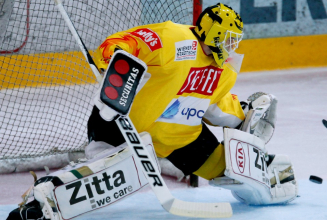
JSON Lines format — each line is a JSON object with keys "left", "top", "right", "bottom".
{"left": 94, "top": 21, "right": 245, "bottom": 158}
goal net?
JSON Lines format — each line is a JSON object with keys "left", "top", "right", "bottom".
{"left": 0, "top": 0, "right": 202, "bottom": 173}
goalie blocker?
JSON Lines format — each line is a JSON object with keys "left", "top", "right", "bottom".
{"left": 93, "top": 50, "right": 147, "bottom": 121}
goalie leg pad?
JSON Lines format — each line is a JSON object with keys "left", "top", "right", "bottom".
{"left": 224, "top": 154, "right": 298, "bottom": 205}
{"left": 28, "top": 132, "right": 158, "bottom": 220}
{"left": 53, "top": 148, "right": 147, "bottom": 219}
{"left": 84, "top": 131, "right": 160, "bottom": 172}
{"left": 209, "top": 128, "right": 298, "bottom": 205}
{"left": 268, "top": 155, "right": 298, "bottom": 204}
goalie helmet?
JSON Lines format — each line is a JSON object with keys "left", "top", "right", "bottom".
{"left": 193, "top": 3, "right": 243, "bottom": 67}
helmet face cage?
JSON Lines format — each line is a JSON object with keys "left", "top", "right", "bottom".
{"left": 218, "top": 30, "right": 243, "bottom": 54}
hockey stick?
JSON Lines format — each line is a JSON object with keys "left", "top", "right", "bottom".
{"left": 53, "top": 0, "right": 232, "bottom": 218}
{"left": 53, "top": 0, "right": 103, "bottom": 84}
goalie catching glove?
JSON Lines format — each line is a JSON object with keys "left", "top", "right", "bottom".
{"left": 240, "top": 92, "right": 277, "bottom": 144}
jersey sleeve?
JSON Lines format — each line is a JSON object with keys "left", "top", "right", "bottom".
{"left": 202, "top": 92, "right": 245, "bottom": 128}
{"left": 93, "top": 33, "right": 141, "bottom": 70}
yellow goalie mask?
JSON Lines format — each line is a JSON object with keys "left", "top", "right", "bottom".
{"left": 193, "top": 3, "right": 243, "bottom": 67}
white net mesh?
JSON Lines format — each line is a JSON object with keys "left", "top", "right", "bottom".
{"left": 0, "top": 0, "right": 196, "bottom": 173}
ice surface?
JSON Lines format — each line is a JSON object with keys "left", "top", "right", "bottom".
{"left": 1, "top": 67, "right": 327, "bottom": 219}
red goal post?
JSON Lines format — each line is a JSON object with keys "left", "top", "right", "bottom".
{"left": 0, "top": 0, "right": 203, "bottom": 173}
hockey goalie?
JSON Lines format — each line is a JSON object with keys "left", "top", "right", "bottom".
{"left": 7, "top": 2, "right": 298, "bottom": 220}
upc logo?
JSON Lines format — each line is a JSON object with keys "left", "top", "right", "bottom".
{"left": 181, "top": 108, "right": 204, "bottom": 120}
{"left": 158, "top": 97, "right": 210, "bottom": 126}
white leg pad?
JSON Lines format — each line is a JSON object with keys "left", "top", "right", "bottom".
{"left": 32, "top": 131, "right": 159, "bottom": 220}
{"left": 268, "top": 155, "right": 298, "bottom": 203}
{"left": 209, "top": 128, "right": 298, "bottom": 205}
{"left": 84, "top": 132, "right": 160, "bottom": 172}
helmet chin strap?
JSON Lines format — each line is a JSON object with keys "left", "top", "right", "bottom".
{"left": 208, "top": 46, "right": 226, "bottom": 67}
{"left": 208, "top": 46, "right": 222, "bottom": 54}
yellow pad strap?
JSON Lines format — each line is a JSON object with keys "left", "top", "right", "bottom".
{"left": 193, "top": 143, "right": 226, "bottom": 180}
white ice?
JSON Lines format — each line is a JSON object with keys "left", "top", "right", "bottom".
{"left": 1, "top": 68, "right": 327, "bottom": 219}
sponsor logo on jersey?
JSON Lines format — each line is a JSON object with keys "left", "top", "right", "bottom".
{"left": 160, "top": 99, "right": 180, "bottom": 119}
{"left": 129, "top": 28, "right": 163, "bottom": 51}
{"left": 231, "top": 94, "right": 238, "bottom": 101}
{"left": 157, "top": 97, "right": 210, "bottom": 126}
{"left": 99, "top": 35, "right": 140, "bottom": 64}
{"left": 175, "top": 40, "right": 198, "bottom": 61}
{"left": 178, "top": 66, "right": 223, "bottom": 96}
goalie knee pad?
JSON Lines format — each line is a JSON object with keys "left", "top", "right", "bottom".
{"left": 209, "top": 128, "right": 298, "bottom": 205}
{"left": 85, "top": 132, "right": 159, "bottom": 172}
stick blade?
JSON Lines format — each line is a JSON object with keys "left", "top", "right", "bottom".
{"left": 168, "top": 199, "right": 232, "bottom": 218}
